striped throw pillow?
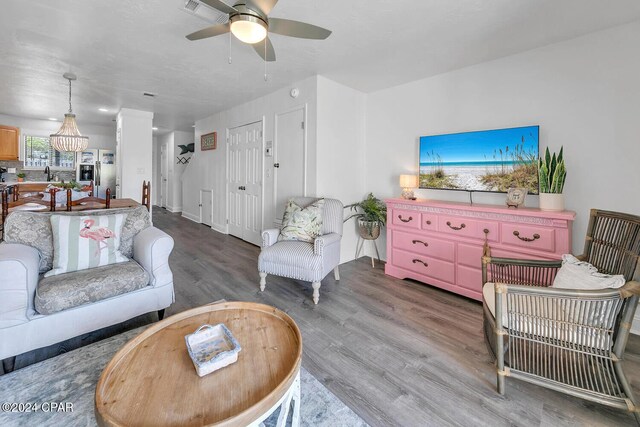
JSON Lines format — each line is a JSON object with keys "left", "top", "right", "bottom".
{"left": 45, "top": 214, "right": 129, "bottom": 277}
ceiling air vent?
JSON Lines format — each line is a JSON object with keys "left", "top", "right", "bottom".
{"left": 184, "top": 0, "right": 200, "bottom": 12}
{"left": 181, "top": 0, "right": 228, "bottom": 24}
{"left": 143, "top": 92, "right": 157, "bottom": 98}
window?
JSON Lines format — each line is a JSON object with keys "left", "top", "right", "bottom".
{"left": 24, "top": 135, "right": 75, "bottom": 169}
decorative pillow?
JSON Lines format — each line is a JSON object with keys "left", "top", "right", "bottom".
{"left": 552, "top": 254, "right": 626, "bottom": 290}
{"left": 45, "top": 214, "right": 129, "bottom": 277}
{"left": 4, "top": 206, "right": 151, "bottom": 273}
{"left": 278, "top": 199, "right": 325, "bottom": 243}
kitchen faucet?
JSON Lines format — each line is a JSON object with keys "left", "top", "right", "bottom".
{"left": 44, "top": 166, "right": 52, "bottom": 182}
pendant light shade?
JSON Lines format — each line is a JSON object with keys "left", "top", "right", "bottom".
{"left": 50, "top": 73, "right": 88, "bottom": 152}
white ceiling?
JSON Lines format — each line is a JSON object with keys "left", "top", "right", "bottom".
{"left": 1, "top": 0, "right": 640, "bottom": 132}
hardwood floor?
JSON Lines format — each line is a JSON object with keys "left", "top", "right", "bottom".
{"left": 153, "top": 208, "right": 640, "bottom": 427}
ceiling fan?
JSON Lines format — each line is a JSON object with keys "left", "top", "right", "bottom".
{"left": 186, "top": 0, "right": 331, "bottom": 62}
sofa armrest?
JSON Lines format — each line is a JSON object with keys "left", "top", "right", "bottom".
{"left": 314, "top": 233, "right": 342, "bottom": 256}
{"left": 0, "top": 243, "right": 40, "bottom": 327}
{"left": 133, "top": 227, "right": 174, "bottom": 288}
{"left": 262, "top": 229, "right": 280, "bottom": 248}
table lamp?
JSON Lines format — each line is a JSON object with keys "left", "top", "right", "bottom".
{"left": 399, "top": 174, "right": 419, "bottom": 200}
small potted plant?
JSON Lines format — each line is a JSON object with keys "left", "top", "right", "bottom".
{"left": 344, "top": 193, "right": 387, "bottom": 240}
{"left": 16, "top": 172, "right": 26, "bottom": 182}
{"left": 538, "top": 146, "right": 566, "bottom": 211}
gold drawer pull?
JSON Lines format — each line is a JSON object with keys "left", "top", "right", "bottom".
{"left": 513, "top": 230, "right": 540, "bottom": 242}
{"left": 446, "top": 221, "right": 466, "bottom": 231}
{"left": 398, "top": 215, "right": 413, "bottom": 223}
{"left": 412, "top": 259, "right": 428, "bottom": 267}
{"left": 412, "top": 239, "right": 429, "bottom": 247}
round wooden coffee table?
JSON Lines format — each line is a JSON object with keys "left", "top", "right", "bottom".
{"left": 95, "top": 302, "right": 302, "bottom": 426}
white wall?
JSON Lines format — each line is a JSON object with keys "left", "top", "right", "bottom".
{"left": 183, "top": 76, "right": 318, "bottom": 232}
{"left": 159, "top": 130, "right": 193, "bottom": 212}
{"left": 116, "top": 108, "right": 153, "bottom": 203}
{"left": 365, "top": 21, "right": 640, "bottom": 260}
{"left": 152, "top": 136, "right": 158, "bottom": 205}
{"left": 316, "top": 76, "right": 367, "bottom": 263}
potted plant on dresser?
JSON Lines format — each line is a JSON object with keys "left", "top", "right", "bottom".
{"left": 344, "top": 193, "right": 387, "bottom": 240}
{"left": 538, "top": 146, "right": 567, "bottom": 211}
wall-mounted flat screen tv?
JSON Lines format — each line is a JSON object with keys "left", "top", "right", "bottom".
{"left": 419, "top": 125, "right": 539, "bottom": 194}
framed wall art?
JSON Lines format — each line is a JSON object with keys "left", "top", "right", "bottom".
{"left": 201, "top": 132, "right": 217, "bottom": 151}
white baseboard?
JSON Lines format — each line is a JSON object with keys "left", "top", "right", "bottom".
{"left": 211, "top": 222, "right": 227, "bottom": 234}
{"left": 166, "top": 205, "right": 182, "bottom": 213}
{"left": 182, "top": 211, "right": 200, "bottom": 223}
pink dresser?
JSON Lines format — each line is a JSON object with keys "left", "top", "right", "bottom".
{"left": 385, "top": 199, "right": 576, "bottom": 301}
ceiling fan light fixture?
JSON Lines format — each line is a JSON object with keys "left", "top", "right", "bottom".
{"left": 230, "top": 15, "right": 267, "bottom": 44}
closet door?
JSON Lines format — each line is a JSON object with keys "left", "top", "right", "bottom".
{"left": 274, "top": 107, "right": 305, "bottom": 226}
{"left": 227, "top": 121, "right": 263, "bottom": 246}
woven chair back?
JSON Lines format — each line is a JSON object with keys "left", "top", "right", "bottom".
{"left": 583, "top": 209, "right": 640, "bottom": 281}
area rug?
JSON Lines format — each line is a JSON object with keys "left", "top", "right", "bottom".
{"left": 0, "top": 326, "right": 368, "bottom": 427}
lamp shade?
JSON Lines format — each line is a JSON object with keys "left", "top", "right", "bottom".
{"left": 399, "top": 174, "right": 419, "bottom": 188}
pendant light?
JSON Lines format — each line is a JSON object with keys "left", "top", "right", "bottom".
{"left": 50, "top": 72, "right": 88, "bottom": 152}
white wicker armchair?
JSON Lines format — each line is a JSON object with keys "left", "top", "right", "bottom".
{"left": 258, "top": 197, "right": 343, "bottom": 304}
{"left": 482, "top": 209, "right": 640, "bottom": 423}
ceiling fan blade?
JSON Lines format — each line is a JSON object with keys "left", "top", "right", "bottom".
{"left": 268, "top": 18, "right": 331, "bottom": 40}
{"left": 186, "top": 23, "right": 230, "bottom": 41}
{"left": 252, "top": 37, "right": 276, "bottom": 62}
{"left": 199, "top": 0, "right": 238, "bottom": 15}
{"left": 246, "top": 0, "right": 279, "bottom": 15}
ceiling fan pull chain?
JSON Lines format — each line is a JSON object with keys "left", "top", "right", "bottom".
{"left": 228, "top": 30, "right": 232, "bottom": 64}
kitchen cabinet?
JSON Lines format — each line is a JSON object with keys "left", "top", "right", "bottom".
{"left": 0, "top": 125, "right": 20, "bottom": 161}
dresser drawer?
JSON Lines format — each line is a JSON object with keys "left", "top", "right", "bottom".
{"left": 457, "top": 265, "right": 483, "bottom": 293}
{"left": 501, "top": 223, "right": 556, "bottom": 252}
{"left": 392, "top": 230, "right": 455, "bottom": 261}
{"left": 457, "top": 243, "right": 484, "bottom": 269}
{"left": 421, "top": 213, "right": 438, "bottom": 231}
{"left": 393, "top": 249, "right": 455, "bottom": 284}
{"left": 392, "top": 209, "right": 420, "bottom": 229}
{"left": 438, "top": 216, "right": 499, "bottom": 242}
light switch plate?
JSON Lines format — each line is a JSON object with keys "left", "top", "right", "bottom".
{"left": 8, "top": 168, "right": 16, "bottom": 173}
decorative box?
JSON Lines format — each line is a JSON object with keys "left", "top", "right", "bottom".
{"left": 185, "top": 323, "right": 242, "bottom": 377}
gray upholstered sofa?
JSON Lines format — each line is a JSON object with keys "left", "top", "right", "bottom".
{"left": 0, "top": 206, "right": 175, "bottom": 365}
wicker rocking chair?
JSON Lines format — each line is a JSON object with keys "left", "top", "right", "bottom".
{"left": 482, "top": 209, "right": 640, "bottom": 423}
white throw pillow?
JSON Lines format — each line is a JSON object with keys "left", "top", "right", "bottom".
{"left": 45, "top": 214, "right": 129, "bottom": 277}
{"left": 278, "top": 199, "right": 325, "bottom": 243}
{"left": 552, "top": 254, "right": 625, "bottom": 290}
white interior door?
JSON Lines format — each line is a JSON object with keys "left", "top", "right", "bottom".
{"left": 200, "top": 189, "right": 213, "bottom": 226}
{"left": 274, "top": 107, "right": 306, "bottom": 226}
{"left": 160, "top": 143, "right": 167, "bottom": 208}
{"left": 227, "top": 121, "right": 263, "bottom": 245}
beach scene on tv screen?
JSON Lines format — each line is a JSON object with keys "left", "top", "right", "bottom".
{"left": 419, "top": 126, "right": 539, "bottom": 194}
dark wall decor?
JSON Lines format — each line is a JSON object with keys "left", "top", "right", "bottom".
{"left": 201, "top": 132, "right": 217, "bottom": 151}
